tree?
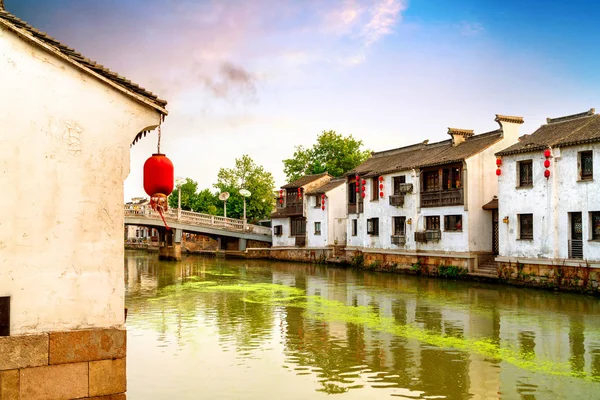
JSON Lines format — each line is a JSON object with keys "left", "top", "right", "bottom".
{"left": 168, "top": 178, "right": 219, "bottom": 215}
{"left": 214, "top": 154, "right": 275, "bottom": 222}
{"left": 283, "top": 130, "right": 371, "bottom": 182}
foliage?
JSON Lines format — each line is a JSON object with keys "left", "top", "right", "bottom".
{"left": 350, "top": 252, "right": 364, "bottom": 269}
{"left": 437, "top": 265, "right": 468, "bottom": 279}
{"left": 168, "top": 179, "right": 220, "bottom": 215}
{"left": 214, "top": 154, "right": 275, "bottom": 222}
{"left": 283, "top": 130, "right": 371, "bottom": 182}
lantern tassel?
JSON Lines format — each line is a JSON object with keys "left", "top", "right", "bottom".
{"left": 157, "top": 207, "right": 171, "bottom": 230}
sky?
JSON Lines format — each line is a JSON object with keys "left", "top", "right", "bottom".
{"left": 6, "top": 0, "right": 600, "bottom": 200}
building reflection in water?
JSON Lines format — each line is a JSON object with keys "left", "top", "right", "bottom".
{"left": 125, "top": 251, "right": 600, "bottom": 399}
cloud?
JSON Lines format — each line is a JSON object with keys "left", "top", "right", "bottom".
{"left": 202, "top": 62, "right": 257, "bottom": 100}
{"left": 457, "top": 21, "right": 484, "bottom": 37}
{"left": 360, "top": 0, "right": 406, "bottom": 46}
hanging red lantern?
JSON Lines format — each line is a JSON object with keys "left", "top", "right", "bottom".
{"left": 355, "top": 187, "right": 360, "bottom": 193}
{"left": 321, "top": 194, "right": 325, "bottom": 199}
{"left": 321, "top": 205, "right": 325, "bottom": 210}
{"left": 496, "top": 168, "right": 502, "bottom": 176}
{"left": 362, "top": 186, "right": 366, "bottom": 191}
{"left": 544, "top": 160, "right": 551, "bottom": 168}
{"left": 279, "top": 189, "right": 283, "bottom": 194}
{"left": 379, "top": 176, "right": 384, "bottom": 182}
{"left": 379, "top": 183, "right": 384, "bottom": 190}
{"left": 297, "top": 188, "right": 302, "bottom": 199}
{"left": 544, "top": 169, "right": 551, "bottom": 178}
{"left": 144, "top": 152, "right": 174, "bottom": 225}
{"left": 544, "top": 149, "right": 551, "bottom": 158}
{"left": 361, "top": 192, "right": 366, "bottom": 198}
{"left": 496, "top": 158, "right": 502, "bottom": 166}
{"left": 355, "top": 174, "right": 360, "bottom": 181}
{"left": 380, "top": 191, "right": 384, "bottom": 197}
{"left": 361, "top": 179, "right": 366, "bottom": 185}
{"left": 279, "top": 199, "right": 283, "bottom": 204}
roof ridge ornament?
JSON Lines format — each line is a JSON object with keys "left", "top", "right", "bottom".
{"left": 495, "top": 114, "right": 524, "bottom": 124}
{"left": 447, "top": 128, "right": 474, "bottom": 146}
{"left": 546, "top": 108, "right": 595, "bottom": 124}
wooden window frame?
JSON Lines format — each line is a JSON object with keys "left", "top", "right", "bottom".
{"left": 351, "top": 219, "right": 358, "bottom": 236}
{"left": 314, "top": 221, "right": 321, "bottom": 235}
{"left": 393, "top": 216, "right": 406, "bottom": 236}
{"left": 348, "top": 181, "right": 357, "bottom": 204}
{"left": 444, "top": 215, "right": 463, "bottom": 232}
{"left": 591, "top": 212, "right": 600, "bottom": 241}
{"left": 393, "top": 176, "right": 406, "bottom": 195}
{"left": 580, "top": 151, "right": 593, "bottom": 181}
{"left": 518, "top": 214, "right": 534, "bottom": 240}
{"left": 367, "top": 218, "right": 379, "bottom": 236}
{"left": 371, "top": 177, "right": 380, "bottom": 201}
{"left": 273, "top": 225, "right": 283, "bottom": 236}
{"left": 518, "top": 160, "right": 533, "bottom": 187}
{"left": 425, "top": 216, "right": 440, "bottom": 231}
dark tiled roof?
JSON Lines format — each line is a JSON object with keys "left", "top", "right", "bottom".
{"left": 496, "top": 109, "right": 600, "bottom": 156}
{"left": 0, "top": 9, "right": 167, "bottom": 113}
{"left": 347, "top": 130, "right": 503, "bottom": 177}
{"left": 482, "top": 198, "right": 498, "bottom": 210}
{"left": 306, "top": 178, "right": 345, "bottom": 195}
{"left": 281, "top": 173, "right": 331, "bottom": 189}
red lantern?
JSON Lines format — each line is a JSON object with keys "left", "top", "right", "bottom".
{"left": 321, "top": 194, "right": 325, "bottom": 199}
{"left": 544, "top": 149, "right": 551, "bottom": 158}
{"left": 379, "top": 184, "right": 384, "bottom": 190}
{"left": 362, "top": 186, "right": 366, "bottom": 191}
{"left": 279, "top": 189, "right": 283, "bottom": 194}
{"left": 544, "top": 169, "right": 551, "bottom": 178}
{"left": 544, "top": 160, "right": 551, "bottom": 168}
{"left": 496, "top": 158, "right": 502, "bottom": 166}
{"left": 144, "top": 153, "right": 174, "bottom": 208}
{"left": 361, "top": 179, "right": 366, "bottom": 185}
{"left": 297, "top": 188, "right": 302, "bottom": 199}
{"left": 279, "top": 199, "right": 283, "bottom": 204}
{"left": 356, "top": 187, "right": 360, "bottom": 193}
{"left": 379, "top": 176, "right": 384, "bottom": 182}
{"left": 496, "top": 168, "right": 501, "bottom": 176}
{"left": 361, "top": 193, "right": 366, "bottom": 198}
{"left": 355, "top": 175, "right": 359, "bottom": 182}
{"left": 380, "top": 191, "right": 384, "bottom": 197}
{"left": 322, "top": 205, "right": 325, "bottom": 210}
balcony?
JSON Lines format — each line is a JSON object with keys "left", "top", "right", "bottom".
{"left": 396, "top": 183, "right": 413, "bottom": 194}
{"left": 415, "top": 230, "right": 441, "bottom": 243}
{"left": 420, "top": 188, "right": 463, "bottom": 208}
{"left": 348, "top": 201, "right": 364, "bottom": 214}
{"left": 274, "top": 202, "right": 303, "bottom": 217}
{"left": 391, "top": 235, "right": 406, "bottom": 246}
{"left": 389, "top": 195, "right": 404, "bottom": 207}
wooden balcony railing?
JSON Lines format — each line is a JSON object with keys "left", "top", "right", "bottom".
{"left": 274, "top": 203, "right": 303, "bottom": 217}
{"left": 348, "top": 201, "right": 364, "bottom": 215}
{"left": 389, "top": 195, "right": 404, "bottom": 207}
{"left": 420, "top": 188, "right": 463, "bottom": 208}
{"left": 391, "top": 235, "right": 406, "bottom": 246}
{"left": 415, "top": 230, "right": 441, "bottom": 243}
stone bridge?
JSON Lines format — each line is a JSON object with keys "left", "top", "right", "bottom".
{"left": 124, "top": 206, "right": 272, "bottom": 260}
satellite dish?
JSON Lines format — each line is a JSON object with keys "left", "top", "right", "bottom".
{"left": 239, "top": 189, "right": 251, "bottom": 197}
{"left": 219, "top": 192, "right": 230, "bottom": 201}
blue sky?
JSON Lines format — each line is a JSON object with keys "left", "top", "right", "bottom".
{"left": 6, "top": 0, "right": 600, "bottom": 200}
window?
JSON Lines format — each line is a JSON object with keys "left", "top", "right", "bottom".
{"left": 367, "top": 218, "right": 379, "bottom": 236}
{"left": 372, "top": 177, "right": 380, "bottom": 200}
{"left": 518, "top": 160, "right": 533, "bottom": 187}
{"left": 423, "top": 171, "right": 439, "bottom": 192}
{"left": 0, "top": 296, "right": 9, "bottom": 336}
{"left": 290, "top": 218, "right": 306, "bottom": 236}
{"left": 352, "top": 219, "right": 358, "bottom": 236}
{"left": 426, "top": 216, "right": 440, "bottom": 231}
{"left": 314, "top": 221, "right": 321, "bottom": 235}
{"left": 444, "top": 215, "right": 463, "bottom": 231}
{"left": 348, "top": 182, "right": 357, "bottom": 204}
{"left": 580, "top": 151, "right": 593, "bottom": 181}
{"left": 273, "top": 225, "right": 283, "bottom": 236}
{"left": 519, "top": 214, "right": 533, "bottom": 240}
{"left": 442, "top": 166, "right": 462, "bottom": 190}
{"left": 314, "top": 195, "right": 321, "bottom": 208}
{"left": 393, "top": 176, "right": 406, "bottom": 195}
{"left": 591, "top": 212, "right": 600, "bottom": 240}
{"left": 393, "top": 216, "right": 406, "bottom": 236}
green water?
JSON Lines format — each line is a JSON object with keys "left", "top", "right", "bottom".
{"left": 125, "top": 251, "right": 600, "bottom": 399}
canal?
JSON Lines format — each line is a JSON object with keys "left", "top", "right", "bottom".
{"left": 125, "top": 251, "right": 600, "bottom": 399}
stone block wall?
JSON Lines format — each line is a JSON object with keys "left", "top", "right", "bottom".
{"left": 498, "top": 261, "right": 600, "bottom": 294}
{"left": 0, "top": 328, "right": 126, "bottom": 399}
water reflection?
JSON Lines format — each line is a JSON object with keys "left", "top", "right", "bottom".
{"left": 125, "top": 251, "right": 600, "bottom": 399}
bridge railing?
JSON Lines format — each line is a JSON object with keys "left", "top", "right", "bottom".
{"left": 124, "top": 206, "right": 272, "bottom": 236}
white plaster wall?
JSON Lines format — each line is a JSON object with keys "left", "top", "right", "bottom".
{"left": 497, "top": 151, "right": 554, "bottom": 258}
{"left": 307, "top": 184, "right": 347, "bottom": 247}
{"left": 307, "top": 196, "right": 328, "bottom": 247}
{"left": 271, "top": 217, "right": 295, "bottom": 247}
{"left": 0, "top": 26, "right": 161, "bottom": 334}
{"left": 415, "top": 206, "right": 469, "bottom": 252}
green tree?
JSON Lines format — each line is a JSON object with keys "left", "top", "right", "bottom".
{"left": 168, "top": 179, "right": 219, "bottom": 215}
{"left": 214, "top": 154, "right": 275, "bottom": 222}
{"left": 283, "top": 130, "right": 371, "bottom": 182}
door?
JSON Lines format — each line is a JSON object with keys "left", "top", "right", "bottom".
{"left": 492, "top": 209, "right": 499, "bottom": 255}
{"left": 569, "top": 212, "right": 583, "bottom": 259}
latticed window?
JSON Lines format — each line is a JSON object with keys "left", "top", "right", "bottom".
{"left": 393, "top": 176, "right": 406, "bottom": 195}
{"left": 424, "top": 171, "right": 439, "bottom": 191}
{"left": 426, "top": 216, "right": 440, "bottom": 230}
{"left": 580, "top": 151, "right": 593, "bottom": 180}
{"left": 518, "top": 160, "right": 533, "bottom": 187}
{"left": 519, "top": 214, "right": 533, "bottom": 240}
{"left": 367, "top": 218, "right": 379, "bottom": 236}
{"left": 290, "top": 218, "right": 306, "bottom": 236}
{"left": 444, "top": 215, "right": 463, "bottom": 231}
{"left": 393, "top": 216, "right": 406, "bottom": 236}
{"left": 592, "top": 212, "right": 600, "bottom": 240}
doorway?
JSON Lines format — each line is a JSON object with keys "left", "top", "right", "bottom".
{"left": 492, "top": 209, "right": 499, "bottom": 255}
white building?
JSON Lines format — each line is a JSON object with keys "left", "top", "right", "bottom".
{"left": 0, "top": 4, "right": 166, "bottom": 397}
{"left": 344, "top": 115, "right": 523, "bottom": 269}
{"left": 496, "top": 108, "right": 600, "bottom": 264}
{"left": 272, "top": 173, "right": 347, "bottom": 248}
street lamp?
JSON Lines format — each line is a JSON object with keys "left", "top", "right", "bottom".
{"left": 219, "top": 192, "right": 230, "bottom": 218}
{"left": 175, "top": 177, "right": 185, "bottom": 220}
{"left": 239, "top": 189, "right": 251, "bottom": 230}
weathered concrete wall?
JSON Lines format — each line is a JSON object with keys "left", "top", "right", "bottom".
{"left": 272, "top": 217, "right": 295, "bottom": 247}
{"left": 0, "top": 25, "right": 161, "bottom": 334}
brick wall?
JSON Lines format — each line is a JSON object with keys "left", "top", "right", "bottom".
{"left": 0, "top": 328, "right": 126, "bottom": 399}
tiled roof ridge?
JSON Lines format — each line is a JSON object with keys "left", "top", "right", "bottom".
{"left": 495, "top": 114, "right": 524, "bottom": 124}
{"left": 546, "top": 108, "right": 595, "bottom": 124}
{"left": 447, "top": 127, "right": 474, "bottom": 136}
{"left": 372, "top": 140, "right": 429, "bottom": 158}
{"left": 0, "top": 8, "right": 167, "bottom": 113}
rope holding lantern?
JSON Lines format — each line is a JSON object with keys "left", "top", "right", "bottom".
{"left": 143, "top": 123, "right": 174, "bottom": 230}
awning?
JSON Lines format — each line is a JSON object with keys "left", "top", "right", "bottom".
{"left": 482, "top": 198, "right": 498, "bottom": 210}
